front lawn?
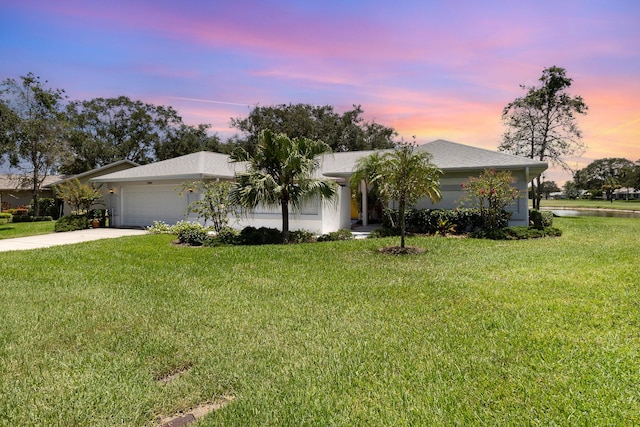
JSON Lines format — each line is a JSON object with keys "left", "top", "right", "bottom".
{"left": 0, "top": 220, "right": 55, "bottom": 239}
{"left": 1, "top": 217, "right": 639, "bottom": 425}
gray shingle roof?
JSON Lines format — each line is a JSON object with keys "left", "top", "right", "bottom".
{"left": 92, "top": 151, "right": 245, "bottom": 182}
{"left": 0, "top": 174, "right": 65, "bottom": 190}
{"left": 417, "top": 139, "right": 547, "bottom": 173}
{"left": 90, "top": 140, "right": 547, "bottom": 183}
{"left": 321, "top": 139, "right": 547, "bottom": 177}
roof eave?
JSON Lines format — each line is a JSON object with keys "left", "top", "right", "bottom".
{"left": 91, "top": 173, "right": 233, "bottom": 183}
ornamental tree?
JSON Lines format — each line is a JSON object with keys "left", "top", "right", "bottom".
{"left": 54, "top": 178, "right": 102, "bottom": 215}
{"left": 461, "top": 169, "right": 520, "bottom": 231}
{"left": 178, "top": 180, "right": 236, "bottom": 232}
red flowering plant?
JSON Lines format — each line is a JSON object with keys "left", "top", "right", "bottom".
{"left": 460, "top": 169, "right": 520, "bottom": 231}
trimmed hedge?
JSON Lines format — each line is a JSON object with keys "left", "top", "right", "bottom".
{"left": 383, "top": 208, "right": 502, "bottom": 235}
{"left": 529, "top": 209, "right": 554, "bottom": 229}
{"left": 55, "top": 215, "right": 90, "bottom": 232}
{"left": 12, "top": 215, "right": 54, "bottom": 223}
{"left": 238, "top": 226, "right": 284, "bottom": 245}
{"left": 176, "top": 223, "right": 210, "bottom": 246}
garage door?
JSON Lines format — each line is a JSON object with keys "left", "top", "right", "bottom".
{"left": 121, "top": 184, "right": 188, "bottom": 227}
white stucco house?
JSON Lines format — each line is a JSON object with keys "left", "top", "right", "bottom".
{"left": 91, "top": 139, "right": 547, "bottom": 232}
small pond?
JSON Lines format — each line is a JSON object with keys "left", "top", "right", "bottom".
{"left": 542, "top": 208, "right": 640, "bottom": 218}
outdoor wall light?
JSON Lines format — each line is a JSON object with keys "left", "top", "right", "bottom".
{"left": 188, "top": 187, "right": 194, "bottom": 193}
{"left": 109, "top": 188, "right": 115, "bottom": 194}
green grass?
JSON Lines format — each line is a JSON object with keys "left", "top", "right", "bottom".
{"left": 1, "top": 217, "right": 639, "bottom": 425}
{"left": 0, "top": 220, "right": 55, "bottom": 239}
{"left": 539, "top": 198, "right": 640, "bottom": 211}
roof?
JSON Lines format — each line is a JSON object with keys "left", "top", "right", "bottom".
{"left": 90, "top": 140, "right": 547, "bottom": 183}
{"left": 91, "top": 151, "right": 245, "bottom": 183}
{"left": 417, "top": 139, "right": 547, "bottom": 174}
{"left": 50, "top": 160, "right": 139, "bottom": 186}
{"left": 321, "top": 139, "right": 547, "bottom": 177}
{"left": 0, "top": 174, "right": 65, "bottom": 191}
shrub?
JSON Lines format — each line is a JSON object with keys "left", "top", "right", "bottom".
{"left": 0, "top": 212, "right": 12, "bottom": 224}
{"left": 317, "top": 229, "right": 354, "bottom": 242}
{"left": 288, "top": 229, "right": 316, "bottom": 244}
{"left": 11, "top": 215, "right": 51, "bottom": 222}
{"left": 55, "top": 215, "right": 90, "bottom": 232}
{"left": 147, "top": 221, "right": 173, "bottom": 234}
{"left": 215, "top": 226, "right": 240, "bottom": 245}
{"left": 367, "top": 227, "right": 401, "bottom": 239}
{"left": 436, "top": 218, "right": 457, "bottom": 236}
{"left": 383, "top": 208, "right": 485, "bottom": 235}
{"left": 529, "top": 209, "right": 554, "bottom": 229}
{"left": 169, "top": 220, "right": 203, "bottom": 236}
{"left": 238, "top": 226, "right": 284, "bottom": 245}
{"left": 32, "top": 198, "right": 59, "bottom": 219}
{"left": 176, "top": 222, "right": 211, "bottom": 246}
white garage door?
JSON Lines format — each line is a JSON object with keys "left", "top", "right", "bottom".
{"left": 121, "top": 184, "right": 188, "bottom": 227}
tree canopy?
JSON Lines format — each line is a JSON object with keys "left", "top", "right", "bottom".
{"left": 229, "top": 129, "right": 338, "bottom": 241}
{"left": 499, "top": 66, "right": 588, "bottom": 209}
{"left": 0, "top": 73, "right": 69, "bottom": 215}
{"left": 63, "top": 96, "right": 184, "bottom": 173}
{"left": 573, "top": 158, "right": 635, "bottom": 190}
{"left": 229, "top": 104, "right": 397, "bottom": 154}
{"left": 63, "top": 96, "right": 224, "bottom": 174}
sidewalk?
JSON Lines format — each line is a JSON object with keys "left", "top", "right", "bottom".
{"left": 0, "top": 228, "right": 148, "bottom": 252}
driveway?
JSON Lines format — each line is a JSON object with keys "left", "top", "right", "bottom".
{"left": 0, "top": 228, "right": 148, "bottom": 252}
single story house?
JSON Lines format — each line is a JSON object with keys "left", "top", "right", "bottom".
{"left": 50, "top": 160, "right": 139, "bottom": 216}
{"left": 0, "top": 174, "right": 63, "bottom": 212}
{"left": 91, "top": 139, "right": 547, "bottom": 232}
{"left": 613, "top": 187, "right": 640, "bottom": 200}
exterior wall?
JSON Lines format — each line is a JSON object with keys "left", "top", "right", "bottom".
{"left": 0, "top": 189, "right": 56, "bottom": 211}
{"left": 106, "top": 180, "right": 190, "bottom": 227}
{"left": 411, "top": 169, "right": 530, "bottom": 227}
{"left": 107, "top": 179, "right": 349, "bottom": 234}
{"left": 320, "top": 184, "right": 351, "bottom": 233}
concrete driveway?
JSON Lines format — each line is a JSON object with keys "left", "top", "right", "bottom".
{"left": 0, "top": 228, "right": 148, "bottom": 252}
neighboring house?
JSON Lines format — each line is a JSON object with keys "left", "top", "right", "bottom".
{"left": 50, "top": 160, "right": 139, "bottom": 216}
{"left": 92, "top": 139, "right": 547, "bottom": 232}
{"left": 0, "top": 174, "right": 64, "bottom": 212}
{"left": 613, "top": 187, "right": 640, "bottom": 200}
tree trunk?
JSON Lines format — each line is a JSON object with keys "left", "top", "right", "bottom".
{"left": 281, "top": 200, "right": 289, "bottom": 242}
{"left": 399, "top": 199, "right": 406, "bottom": 249}
{"left": 32, "top": 169, "right": 40, "bottom": 217}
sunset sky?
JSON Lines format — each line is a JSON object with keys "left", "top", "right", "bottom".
{"left": 1, "top": 0, "right": 639, "bottom": 184}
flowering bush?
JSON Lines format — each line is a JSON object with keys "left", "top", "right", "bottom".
{"left": 460, "top": 169, "right": 520, "bottom": 231}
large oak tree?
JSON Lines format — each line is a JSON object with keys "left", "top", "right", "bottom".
{"left": 229, "top": 104, "right": 396, "bottom": 155}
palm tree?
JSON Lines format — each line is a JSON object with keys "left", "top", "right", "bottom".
{"left": 353, "top": 143, "right": 442, "bottom": 248}
{"left": 229, "top": 129, "right": 338, "bottom": 241}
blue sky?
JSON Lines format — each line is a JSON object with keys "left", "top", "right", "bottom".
{"left": 2, "top": 0, "right": 639, "bottom": 183}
